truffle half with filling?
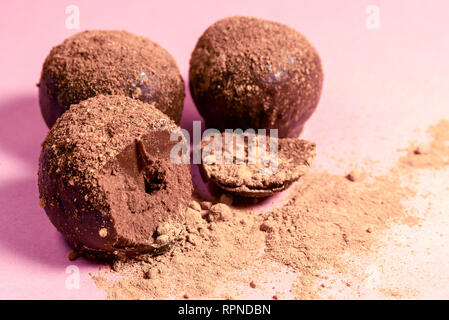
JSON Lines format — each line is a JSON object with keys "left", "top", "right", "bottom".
{"left": 39, "top": 30, "right": 185, "bottom": 128}
{"left": 38, "top": 95, "right": 192, "bottom": 259}
{"left": 189, "top": 16, "right": 323, "bottom": 138}
{"left": 201, "top": 131, "right": 316, "bottom": 197}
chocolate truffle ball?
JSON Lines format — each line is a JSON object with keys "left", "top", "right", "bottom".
{"left": 38, "top": 95, "right": 193, "bottom": 259}
{"left": 189, "top": 16, "right": 323, "bottom": 138}
{"left": 39, "top": 30, "right": 185, "bottom": 128}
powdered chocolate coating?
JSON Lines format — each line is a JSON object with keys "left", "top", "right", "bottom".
{"left": 189, "top": 16, "right": 323, "bottom": 138}
{"left": 39, "top": 30, "right": 185, "bottom": 128}
{"left": 38, "top": 95, "right": 193, "bottom": 258}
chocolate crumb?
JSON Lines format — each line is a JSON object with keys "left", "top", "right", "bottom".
{"left": 219, "top": 193, "right": 234, "bottom": 206}
{"left": 200, "top": 201, "right": 213, "bottom": 210}
{"left": 186, "top": 234, "right": 197, "bottom": 246}
{"left": 414, "top": 144, "right": 430, "bottom": 155}
{"left": 208, "top": 203, "right": 232, "bottom": 222}
{"left": 189, "top": 201, "right": 202, "bottom": 212}
{"left": 260, "top": 221, "right": 274, "bottom": 233}
{"left": 156, "top": 235, "right": 170, "bottom": 245}
{"left": 185, "top": 208, "right": 204, "bottom": 229}
{"left": 346, "top": 169, "right": 362, "bottom": 182}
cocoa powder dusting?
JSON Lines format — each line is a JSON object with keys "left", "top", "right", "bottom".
{"left": 92, "top": 120, "right": 449, "bottom": 299}
{"left": 400, "top": 120, "right": 449, "bottom": 169}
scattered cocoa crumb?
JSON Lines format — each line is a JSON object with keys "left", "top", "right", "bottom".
{"left": 200, "top": 201, "right": 213, "bottom": 210}
{"left": 156, "top": 235, "right": 169, "bottom": 245}
{"left": 413, "top": 144, "right": 430, "bottom": 155}
{"left": 186, "top": 234, "right": 197, "bottom": 246}
{"left": 189, "top": 201, "right": 202, "bottom": 212}
{"left": 219, "top": 193, "right": 234, "bottom": 206}
{"left": 401, "top": 120, "right": 449, "bottom": 169}
{"left": 260, "top": 221, "right": 274, "bottom": 233}
{"left": 185, "top": 207, "right": 204, "bottom": 229}
{"left": 346, "top": 168, "right": 362, "bottom": 182}
{"left": 207, "top": 203, "right": 232, "bottom": 222}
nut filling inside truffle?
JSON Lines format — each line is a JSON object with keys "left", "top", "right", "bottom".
{"left": 201, "top": 132, "right": 317, "bottom": 197}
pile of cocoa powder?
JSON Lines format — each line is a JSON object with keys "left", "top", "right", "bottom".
{"left": 91, "top": 120, "right": 449, "bottom": 299}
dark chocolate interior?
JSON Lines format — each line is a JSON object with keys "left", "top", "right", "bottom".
{"left": 100, "top": 131, "right": 186, "bottom": 251}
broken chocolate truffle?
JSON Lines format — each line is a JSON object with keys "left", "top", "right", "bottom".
{"left": 201, "top": 132, "right": 316, "bottom": 197}
{"left": 38, "top": 95, "right": 193, "bottom": 258}
{"left": 39, "top": 30, "right": 185, "bottom": 128}
{"left": 189, "top": 16, "right": 323, "bottom": 138}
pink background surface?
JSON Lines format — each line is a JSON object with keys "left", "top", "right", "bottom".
{"left": 0, "top": 0, "right": 448, "bottom": 299}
